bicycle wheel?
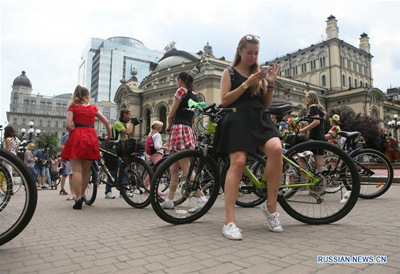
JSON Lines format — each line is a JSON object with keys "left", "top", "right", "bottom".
{"left": 119, "top": 156, "right": 153, "bottom": 208}
{"left": 221, "top": 152, "right": 267, "bottom": 207}
{"left": 150, "top": 150, "right": 220, "bottom": 224}
{"left": 350, "top": 149, "right": 393, "bottom": 199}
{"left": 278, "top": 141, "right": 360, "bottom": 224}
{"left": 0, "top": 149, "right": 37, "bottom": 245}
{"left": 83, "top": 163, "right": 98, "bottom": 205}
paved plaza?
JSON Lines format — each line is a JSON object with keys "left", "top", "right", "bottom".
{"left": 1, "top": 180, "right": 399, "bottom": 274}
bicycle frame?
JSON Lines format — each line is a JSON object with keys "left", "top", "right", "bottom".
{"left": 243, "top": 154, "right": 321, "bottom": 190}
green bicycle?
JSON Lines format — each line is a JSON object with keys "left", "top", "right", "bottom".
{"left": 150, "top": 102, "right": 360, "bottom": 225}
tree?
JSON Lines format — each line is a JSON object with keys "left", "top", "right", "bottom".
{"left": 326, "top": 107, "right": 379, "bottom": 150}
{"left": 34, "top": 132, "right": 59, "bottom": 156}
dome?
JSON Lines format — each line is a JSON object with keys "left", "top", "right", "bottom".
{"left": 13, "top": 71, "right": 32, "bottom": 88}
{"left": 153, "top": 48, "right": 200, "bottom": 72}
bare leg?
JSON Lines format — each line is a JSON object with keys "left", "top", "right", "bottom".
{"left": 260, "top": 137, "right": 283, "bottom": 213}
{"left": 224, "top": 151, "right": 247, "bottom": 225}
{"left": 70, "top": 158, "right": 92, "bottom": 200}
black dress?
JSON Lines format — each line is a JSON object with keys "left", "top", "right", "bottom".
{"left": 216, "top": 68, "right": 281, "bottom": 154}
{"left": 308, "top": 105, "right": 325, "bottom": 141}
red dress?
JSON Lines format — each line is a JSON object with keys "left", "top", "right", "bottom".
{"left": 61, "top": 104, "right": 100, "bottom": 161}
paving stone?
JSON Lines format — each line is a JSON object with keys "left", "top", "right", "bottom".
{"left": 1, "top": 182, "right": 399, "bottom": 273}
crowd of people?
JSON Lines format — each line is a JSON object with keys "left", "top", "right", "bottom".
{"left": 2, "top": 33, "right": 390, "bottom": 241}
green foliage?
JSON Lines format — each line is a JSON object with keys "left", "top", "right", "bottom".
{"left": 326, "top": 107, "right": 379, "bottom": 150}
{"left": 34, "top": 132, "right": 60, "bottom": 156}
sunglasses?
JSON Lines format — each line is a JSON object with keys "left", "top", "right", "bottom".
{"left": 245, "top": 35, "right": 260, "bottom": 42}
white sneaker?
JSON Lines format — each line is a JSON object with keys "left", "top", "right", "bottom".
{"left": 105, "top": 192, "right": 115, "bottom": 199}
{"left": 188, "top": 200, "right": 207, "bottom": 213}
{"left": 261, "top": 204, "right": 283, "bottom": 233}
{"left": 160, "top": 199, "right": 174, "bottom": 209}
{"left": 222, "top": 223, "right": 243, "bottom": 240}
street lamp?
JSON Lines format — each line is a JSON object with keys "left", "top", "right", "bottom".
{"left": 21, "top": 121, "right": 40, "bottom": 143}
{"left": 387, "top": 114, "right": 400, "bottom": 142}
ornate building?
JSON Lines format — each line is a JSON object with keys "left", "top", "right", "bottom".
{"left": 6, "top": 71, "right": 117, "bottom": 143}
{"left": 113, "top": 15, "right": 399, "bottom": 141}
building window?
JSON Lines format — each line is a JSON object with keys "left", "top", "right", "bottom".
{"left": 301, "top": 63, "right": 307, "bottom": 73}
{"left": 355, "top": 79, "right": 358, "bottom": 88}
{"left": 40, "top": 101, "right": 46, "bottom": 106}
{"left": 292, "top": 66, "right": 298, "bottom": 75}
{"left": 320, "top": 56, "right": 326, "bottom": 67}
{"left": 285, "top": 69, "right": 290, "bottom": 76}
{"left": 360, "top": 81, "right": 363, "bottom": 87}
{"left": 31, "top": 100, "right": 36, "bottom": 105}
{"left": 347, "top": 59, "right": 351, "bottom": 69}
{"left": 310, "top": 60, "right": 316, "bottom": 70}
{"left": 322, "top": 75, "right": 326, "bottom": 87}
{"left": 62, "top": 104, "right": 67, "bottom": 108}
{"left": 24, "top": 99, "right": 29, "bottom": 105}
{"left": 349, "top": 77, "right": 352, "bottom": 88}
{"left": 13, "top": 117, "right": 17, "bottom": 124}
{"left": 342, "top": 75, "right": 346, "bottom": 86}
{"left": 47, "top": 102, "right": 52, "bottom": 107}
{"left": 39, "top": 119, "right": 43, "bottom": 126}
{"left": 56, "top": 103, "right": 61, "bottom": 108}
{"left": 55, "top": 121, "right": 59, "bottom": 127}
{"left": 47, "top": 120, "right": 51, "bottom": 127}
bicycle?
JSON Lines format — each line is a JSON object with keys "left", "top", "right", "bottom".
{"left": 83, "top": 138, "right": 154, "bottom": 208}
{"left": 331, "top": 131, "right": 393, "bottom": 199}
{"left": 0, "top": 149, "right": 38, "bottom": 245}
{"left": 150, "top": 102, "right": 361, "bottom": 225}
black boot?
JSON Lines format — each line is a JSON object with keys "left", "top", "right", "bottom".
{"left": 73, "top": 198, "right": 83, "bottom": 210}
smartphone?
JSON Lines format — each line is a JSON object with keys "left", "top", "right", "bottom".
{"left": 261, "top": 65, "right": 271, "bottom": 74}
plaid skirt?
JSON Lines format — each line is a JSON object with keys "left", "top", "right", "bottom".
{"left": 168, "top": 124, "right": 197, "bottom": 154}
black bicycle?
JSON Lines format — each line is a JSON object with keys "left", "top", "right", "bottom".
{"left": 0, "top": 149, "right": 37, "bottom": 245}
{"left": 331, "top": 131, "right": 393, "bottom": 199}
{"left": 83, "top": 138, "right": 154, "bottom": 208}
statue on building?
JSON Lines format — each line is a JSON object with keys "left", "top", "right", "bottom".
{"left": 203, "top": 42, "right": 214, "bottom": 57}
{"left": 164, "top": 41, "right": 176, "bottom": 52}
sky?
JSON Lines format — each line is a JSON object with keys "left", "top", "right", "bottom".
{"left": 1, "top": 0, "right": 400, "bottom": 126}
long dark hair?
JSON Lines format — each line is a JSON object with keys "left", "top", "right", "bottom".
{"left": 4, "top": 125, "right": 16, "bottom": 139}
{"left": 178, "top": 72, "right": 194, "bottom": 91}
{"left": 71, "top": 85, "right": 89, "bottom": 106}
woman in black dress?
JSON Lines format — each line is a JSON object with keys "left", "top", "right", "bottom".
{"left": 299, "top": 91, "right": 326, "bottom": 171}
{"left": 217, "top": 34, "right": 283, "bottom": 240}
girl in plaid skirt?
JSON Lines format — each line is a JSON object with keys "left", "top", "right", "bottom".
{"left": 162, "top": 72, "right": 208, "bottom": 213}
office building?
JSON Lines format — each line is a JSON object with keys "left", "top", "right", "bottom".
{"left": 78, "top": 37, "right": 163, "bottom": 102}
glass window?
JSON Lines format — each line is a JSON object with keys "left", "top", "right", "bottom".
{"left": 322, "top": 75, "right": 326, "bottom": 87}
{"left": 342, "top": 75, "right": 346, "bottom": 86}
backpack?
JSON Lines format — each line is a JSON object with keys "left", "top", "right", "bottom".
{"left": 145, "top": 135, "right": 157, "bottom": 155}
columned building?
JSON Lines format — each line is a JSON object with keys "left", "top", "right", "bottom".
{"left": 113, "top": 16, "right": 399, "bottom": 141}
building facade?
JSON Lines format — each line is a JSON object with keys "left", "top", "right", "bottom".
{"left": 79, "top": 37, "right": 164, "bottom": 102}
{"left": 113, "top": 16, "right": 399, "bottom": 141}
{"left": 6, "top": 71, "right": 117, "bottom": 143}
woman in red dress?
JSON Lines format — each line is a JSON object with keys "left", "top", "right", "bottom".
{"left": 61, "top": 85, "right": 112, "bottom": 209}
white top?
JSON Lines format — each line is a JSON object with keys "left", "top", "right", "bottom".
{"left": 152, "top": 132, "right": 164, "bottom": 155}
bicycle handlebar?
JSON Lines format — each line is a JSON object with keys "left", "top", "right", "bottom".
{"left": 187, "top": 99, "right": 236, "bottom": 115}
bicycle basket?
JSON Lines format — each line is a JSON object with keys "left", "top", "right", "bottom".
{"left": 115, "top": 139, "right": 145, "bottom": 157}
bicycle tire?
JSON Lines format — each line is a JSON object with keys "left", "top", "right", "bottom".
{"left": 150, "top": 150, "right": 220, "bottom": 224}
{"left": 220, "top": 152, "right": 268, "bottom": 207}
{"left": 278, "top": 141, "right": 360, "bottom": 225}
{"left": 0, "top": 149, "right": 37, "bottom": 245}
{"left": 119, "top": 156, "right": 153, "bottom": 208}
{"left": 83, "top": 164, "right": 98, "bottom": 205}
{"left": 350, "top": 149, "right": 393, "bottom": 199}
